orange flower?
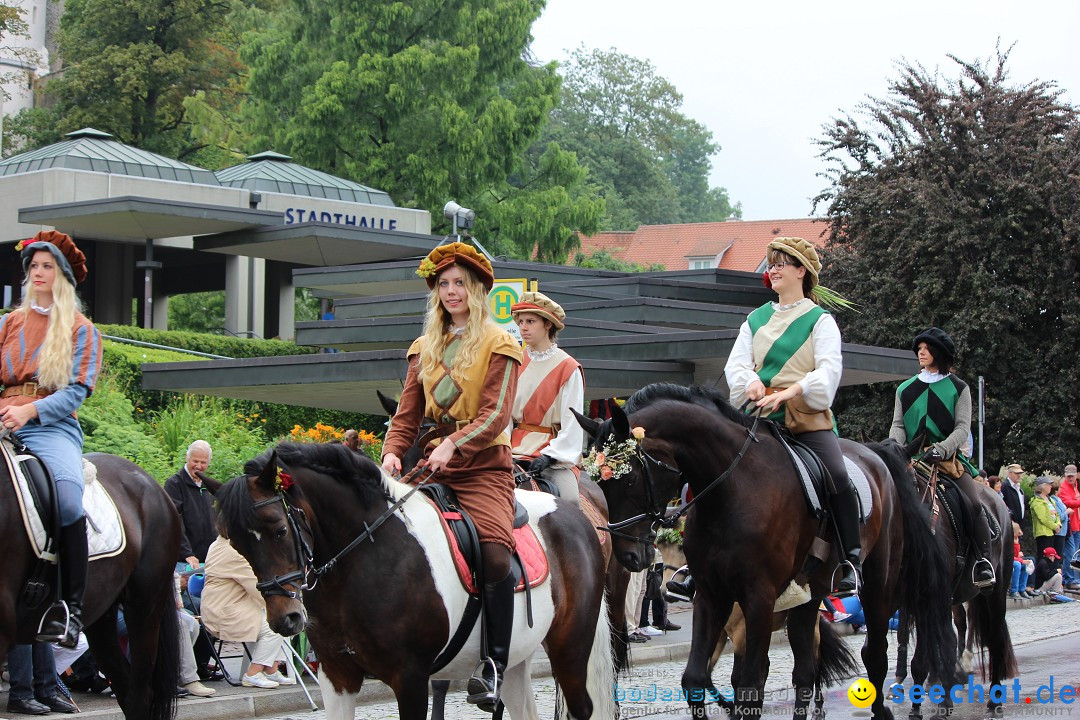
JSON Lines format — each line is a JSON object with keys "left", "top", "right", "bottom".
{"left": 600, "top": 465, "right": 614, "bottom": 481}
{"left": 595, "top": 452, "right": 606, "bottom": 465}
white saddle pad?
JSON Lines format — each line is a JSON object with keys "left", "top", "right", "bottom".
{"left": 844, "top": 456, "right": 873, "bottom": 522}
{"left": 2, "top": 442, "right": 126, "bottom": 562}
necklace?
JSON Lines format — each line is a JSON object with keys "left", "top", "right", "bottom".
{"left": 772, "top": 298, "right": 808, "bottom": 312}
{"left": 526, "top": 344, "right": 559, "bottom": 361}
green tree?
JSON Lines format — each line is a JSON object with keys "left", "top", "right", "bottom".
{"left": 554, "top": 47, "right": 740, "bottom": 229}
{"left": 8, "top": 0, "right": 259, "bottom": 159}
{"left": 572, "top": 249, "right": 663, "bottom": 273}
{"left": 168, "top": 292, "right": 226, "bottom": 334}
{"left": 816, "top": 49, "right": 1080, "bottom": 469}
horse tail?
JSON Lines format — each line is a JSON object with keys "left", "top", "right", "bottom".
{"left": 560, "top": 594, "right": 617, "bottom": 720}
{"left": 149, "top": 601, "right": 182, "bottom": 720}
{"left": 870, "top": 440, "right": 959, "bottom": 687}
{"left": 968, "top": 592, "right": 1018, "bottom": 683}
{"left": 815, "top": 615, "right": 860, "bottom": 686}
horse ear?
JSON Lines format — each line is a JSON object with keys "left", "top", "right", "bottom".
{"left": 377, "top": 390, "right": 399, "bottom": 417}
{"left": 255, "top": 450, "right": 279, "bottom": 491}
{"left": 902, "top": 433, "right": 924, "bottom": 459}
{"left": 570, "top": 408, "right": 601, "bottom": 439}
{"left": 610, "top": 401, "right": 630, "bottom": 440}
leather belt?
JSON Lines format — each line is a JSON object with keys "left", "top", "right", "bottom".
{"left": 1, "top": 382, "right": 50, "bottom": 399}
{"left": 517, "top": 422, "right": 556, "bottom": 436}
{"left": 417, "top": 418, "right": 473, "bottom": 448}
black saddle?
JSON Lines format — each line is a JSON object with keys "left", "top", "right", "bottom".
{"left": 768, "top": 424, "right": 831, "bottom": 518}
{"left": 513, "top": 461, "right": 561, "bottom": 497}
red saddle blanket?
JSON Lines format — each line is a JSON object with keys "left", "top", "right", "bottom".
{"left": 428, "top": 497, "right": 549, "bottom": 595}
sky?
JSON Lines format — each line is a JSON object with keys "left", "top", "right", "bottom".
{"left": 530, "top": 1, "right": 1080, "bottom": 221}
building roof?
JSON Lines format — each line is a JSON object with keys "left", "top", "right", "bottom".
{"left": 577, "top": 218, "right": 830, "bottom": 272}
{"left": 216, "top": 151, "right": 395, "bottom": 206}
{"left": 0, "top": 128, "right": 222, "bottom": 185}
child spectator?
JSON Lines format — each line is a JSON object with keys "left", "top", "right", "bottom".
{"left": 1034, "top": 547, "right": 1068, "bottom": 601}
{"left": 1009, "top": 521, "right": 1035, "bottom": 599}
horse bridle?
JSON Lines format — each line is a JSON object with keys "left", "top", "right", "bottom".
{"left": 602, "top": 409, "right": 763, "bottom": 546}
{"left": 251, "top": 465, "right": 437, "bottom": 600}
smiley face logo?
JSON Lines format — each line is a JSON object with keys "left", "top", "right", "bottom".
{"left": 847, "top": 678, "right": 876, "bottom": 708}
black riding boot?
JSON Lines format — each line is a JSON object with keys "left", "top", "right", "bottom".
{"left": 39, "top": 517, "right": 88, "bottom": 648}
{"left": 972, "top": 507, "right": 996, "bottom": 590}
{"left": 467, "top": 571, "right": 515, "bottom": 713}
{"left": 830, "top": 485, "right": 863, "bottom": 597}
{"left": 666, "top": 571, "right": 695, "bottom": 602}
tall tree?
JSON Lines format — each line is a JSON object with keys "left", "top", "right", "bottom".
{"left": 6, "top": 0, "right": 262, "bottom": 160}
{"left": 240, "top": 0, "right": 598, "bottom": 262}
{"left": 816, "top": 49, "right": 1080, "bottom": 470}
{"left": 554, "top": 46, "right": 740, "bottom": 230}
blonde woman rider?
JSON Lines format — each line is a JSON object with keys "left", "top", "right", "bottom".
{"left": 382, "top": 241, "right": 521, "bottom": 713}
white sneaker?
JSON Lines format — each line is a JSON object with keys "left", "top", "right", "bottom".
{"left": 183, "top": 681, "right": 216, "bottom": 697}
{"left": 242, "top": 672, "right": 280, "bottom": 689}
{"left": 264, "top": 670, "right": 296, "bottom": 686}
{"left": 639, "top": 625, "right": 663, "bottom": 636}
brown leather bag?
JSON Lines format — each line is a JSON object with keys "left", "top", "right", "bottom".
{"left": 784, "top": 395, "right": 834, "bottom": 434}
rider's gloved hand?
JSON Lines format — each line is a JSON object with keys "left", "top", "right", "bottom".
{"left": 926, "top": 446, "right": 945, "bottom": 463}
{"left": 529, "top": 455, "right": 555, "bottom": 475}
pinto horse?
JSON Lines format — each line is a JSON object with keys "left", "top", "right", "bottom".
{"left": 576, "top": 384, "right": 959, "bottom": 720}
{"left": 0, "top": 452, "right": 181, "bottom": 720}
{"left": 216, "top": 443, "right": 616, "bottom": 720}
{"left": 377, "top": 389, "right": 634, "bottom": 683}
{"left": 894, "top": 476, "right": 1017, "bottom": 715}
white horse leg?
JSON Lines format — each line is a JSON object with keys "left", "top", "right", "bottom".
{"left": 319, "top": 667, "right": 358, "bottom": 720}
{"left": 502, "top": 657, "right": 539, "bottom": 720}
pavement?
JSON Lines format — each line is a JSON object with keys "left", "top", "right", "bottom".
{"left": 2, "top": 587, "right": 1077, "bottom": 720}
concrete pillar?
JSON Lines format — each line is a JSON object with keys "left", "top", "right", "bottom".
{"left": 91, "top": 242, "right": 134, "bottom": 325}
{"left": 151, "top": 291, "right": 169, "bottom": 330}
{"left": 224, "top": 255, "right": 248, "bottom": 336}
{"left": 250, "top": 257, "right": 265, "bottom": 338}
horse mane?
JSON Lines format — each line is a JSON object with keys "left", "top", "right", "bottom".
{"left": 218, "top": 443, "right": 387, "bottom": 536}
{"left": 624, "top": 383, "right": 756, "bottom": 431}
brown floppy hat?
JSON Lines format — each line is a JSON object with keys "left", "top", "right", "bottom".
{"left": 767, "top": 237, "right": 821, "bottom": 281}
{"left": 416, "top": 241, "right": 494, "bottom": 291}
{"left": 17, "top": 230, "right": 88, "bottom": 285}
{"left": 511, "top": 291, "right": 566, "bottom": 330}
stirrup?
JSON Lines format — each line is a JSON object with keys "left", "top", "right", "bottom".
{"left": 35, "top": 600, "right": 70, "bottom": 643}
{"left": 972, "top": 558, "right": 996, "bottom": 589}
{"left": 466, "top": 657, "right": 500, "bottom": 710}
{"left": 830, "top": 560, "right": 860, "bottom": 599}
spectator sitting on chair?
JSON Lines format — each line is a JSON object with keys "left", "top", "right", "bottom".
{"left": 1009, "top": 521, "right": 1035, "bottom": 599}
{"left": 201, "top": 535, "right": 296, "bottom": 689}
{"left": 173, "top": 571, "right": 215, "bottom": 697}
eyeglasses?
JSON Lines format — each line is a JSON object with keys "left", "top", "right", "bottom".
{"left": 766, "top": 262, "right": 797, "bottom": 272}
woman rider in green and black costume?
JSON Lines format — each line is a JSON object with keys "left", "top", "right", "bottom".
{"left": 889, "top": 328, "right": 995, "bottom": 588}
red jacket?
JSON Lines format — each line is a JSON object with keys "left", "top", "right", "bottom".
{"left": 1059, "top": 479, "right": 1080, "bottom": 533}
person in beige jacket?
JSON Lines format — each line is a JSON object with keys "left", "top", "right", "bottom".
{"left": 201, "top": 536, "right": 296, "bottom": 689}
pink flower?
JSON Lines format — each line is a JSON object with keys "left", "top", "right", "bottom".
{"left": 600, "top": 465, "right": 614, "bottom": 481}
{"left": 595, "top": 452, "right": 606, "bottom": 465}
{"left": 631, "top": 426, "right": 646, "bottom": 440}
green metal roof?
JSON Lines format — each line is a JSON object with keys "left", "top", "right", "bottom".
{"left": 0, "top": 128, "right": 222, "bottom": 185}
{"left": 215, "top": 151, "right": 395, "bottom": 206}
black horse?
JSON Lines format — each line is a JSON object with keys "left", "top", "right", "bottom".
{"left": 894, "top": 474, "right": 1017, "bottom": 716}
{"left": 1, "top": 452, "right": 181, "bottom": 720}
{"left": 576, "top": 384, "right": 959, "bottom": 720}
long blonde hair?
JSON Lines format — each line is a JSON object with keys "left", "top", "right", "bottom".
{"left": 417, "top": 264, "right": 493, "bottom": 384}
{"left": 18, "top": 270, "right": 80, "bottom": 390}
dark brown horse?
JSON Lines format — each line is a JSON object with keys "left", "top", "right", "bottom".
{"left": 576, "top": 384, "right": 958, "bottom": 720}
{"left": 1, "top": 452, "right": 181, "bottom": 720}
{"left": 894, "top": 476, "right": 1017, "bottom": 715}
{"left": 216, "top": 442, "right": 615, "bottom": 720}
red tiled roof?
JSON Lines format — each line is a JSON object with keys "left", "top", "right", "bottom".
{"left": 576, "top": 219, "right": 830, "bottom": 272}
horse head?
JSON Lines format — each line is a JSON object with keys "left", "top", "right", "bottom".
{"left": 216, "top": 449, "right": 313, "bottom": 637}
{"left": 572, "top": 402, "right": 682, "bottom": 572}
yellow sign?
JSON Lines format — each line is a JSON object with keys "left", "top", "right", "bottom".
{"left": 489, "top": 278, "right": 528, "bottom": 342}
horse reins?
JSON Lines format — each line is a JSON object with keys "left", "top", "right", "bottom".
{"left": 603, "top": 404, "right": 763, "bottom": 543}
{"left": 253, "top": 464, "right": 438, "bottom": 599}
